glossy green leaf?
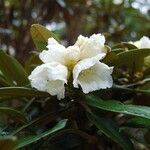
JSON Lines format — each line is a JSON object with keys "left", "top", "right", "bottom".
{"left": 116, "top": 48, "right": 150, "bottom": 73}
{"left": 0, "top": 87, "right": 49, "bottom": 100}
{"left": 16, "top": 119, "right": 67, "bottom": 149}
{"left": 30, "top": 24, "right": 60, "bottom": 51}
{"left": 0, "top": 136, "right": 18, "bottom": 150}
{"left": 112, "top": 42, "right": 137, "bottom": 50}
{"left": 0, "top": 76, "right": 10, "bottom": 87}
{"left": 122, "top": 117, "right": 150, "bottom": 128}
{"left": 0, "top": 107, "right": 27, "bottom": 123}
{"left": 25, "top": 54, "right": 42, "bottom": 74}
{"left": 87, "top": 112, "right": 134, "bottom": 150}
{"left": 86, "top": 96, "right": 150, "bottom": 119}
{"left": 0, "top": 50, "right": 29, "bottom": 86}
{"left": 144, "top": 56, "right": 150, "bottom": 67}
{"left": 113, "top": 84, "right": 150, "bottom": 95}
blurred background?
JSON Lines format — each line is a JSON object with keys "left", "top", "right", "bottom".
{"left": 0, "top": 0, "right": 150, "bottom": 63}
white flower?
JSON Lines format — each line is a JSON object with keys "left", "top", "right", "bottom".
{"left": 75, "top": 34, "right": 107, "bottom": 59}
{"left": 39, "top": 38, "right": 80, "bottom": 71}
{"left": 73, "top": 54, "right": 113, "bottom": 93}
{"left": 29, "top": 33, "right": 113, "bottom": 99}
{"left": 131, "top": 36, "right": 150, "bottom": 49}
{"left": 28, "top": 62, "right": 68, "bottom": 100}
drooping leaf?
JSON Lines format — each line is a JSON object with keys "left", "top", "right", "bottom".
{"left": 25, "top": 54, "right": 42, "bottom": 74}
{"left": 86, "top": 96, "right": 150, "bottom": 119}
{"left": 16, "top": 119, "right": 67, "bottom": 149}
{"left": 0, "top": 87, "right": 49, "bottom": 100}
{"left": 0, "top": 76, "right": 10, "bottom": 87}
{"left": 11, "top": 108, "right": 67, "bottom": 135}
{"left": 112, "top": 42, "right": 137, "bottom": 50}
{"left": 0, "top": 107, "right": 27, "bottom": 123}
{"left": 121, "top": 117, "right": 150, "bottom": 128}
{"left": 0, "top": 136, "right": 18, "bottom": 150}
{"left": 113, "top": 84, "right": 150, "bottom": 95}
{"left": 115, "top": 48, "right": 150, "bottom": 74}
{"left": 30, "top": 24, "right": 60, "bottom": 51}
{"left": 0, "top": 50, "right": 29, "bottom": 86}
{"left": 87, "top": 112, "right": 134, "bottom": 150}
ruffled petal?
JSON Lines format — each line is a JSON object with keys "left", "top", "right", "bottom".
{"left": 28, "top": 62, "right": 68, "bottom": 100}
{"left": 75, "top": 34, "right": 107, "bottom": 59}
{"left": 73, "top": 56, "right": 113, "bottom": 93}
{"left": 39, "top": 38, "right": 67, "bottom": 64}
{"left": 133, "top": 36, "right": 150, "bottom": 49}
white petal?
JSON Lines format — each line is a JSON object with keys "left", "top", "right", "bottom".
{"left": 46, "top": 80, "right": 65, "bottom": 100}
{"left": 75, "top": 34, "right": 107, "bottom": 59}
{"left": 66, "top": 46, "right": 80, "bottom": 62}
{"left": 64, "top": 46, "right": 80, "bottom": 70}
{"left": 28, "top": 63, "right": 68, "bottom": 100}
{"left": 133, "top": 36, "right": 150, "bottom": 49}
{"left": 73, "top": 56, "right": 113, "bottom": 93}
{"left": 39, "top": 38, "right": 66, "bottom": 64}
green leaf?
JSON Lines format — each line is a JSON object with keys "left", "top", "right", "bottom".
{"left": 116, "top": 48, "right": 150, "bottom": 74}
{"left": 0, "top": 136, "right": 18, "bottom": 150}
{"left": 144, "top": 56, "right": 150, "bottom": 67}
{"left": 0, "top": 107, "right": 27, "bottom": 123}
{"left": 0, "top": 87, "right": 49, "bottom": 100}
{"left": 113, "top": 84, "right": 150, "bottom": 95}
{"left": 0, "top": 50, "right": 29, "bottom": 86}
{"left": 112, "top": 42, "right": 137, "bottom": 50}
{"left": 122, "top": 117, "right": 150, "bottom": 128}
{"left": 0, "top": 76, "right": 10, "bottom": 87}
{"left": 87, "top": 112, "right": 134, "bottom": 150}
{"left": 16, "top": 119, "right": 67, "bottom": 149}
{"left": 25, "top": 54, "right": 42, "bottom": 74}
{"left": 30, "top": 24, "right": 60, "bottom": 51}
{"left": 86, "top": 96, "right": 150, "bottom": 119}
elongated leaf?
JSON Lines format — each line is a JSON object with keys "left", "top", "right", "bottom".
{"left": 0, "top": 136, "right": 18, "bottom": 150}
{"left": 0, "top": 107, "right": 27, "bottom": 123}
{"left": 0, "top": 87, "right": 49, "bottom": 100}
{"left": 86, "top": 96, "right": 150, "bottom": 119}
{"left": 30, "top": 24, "right": 60, "bottom": 51}
{"left": 0, "top": 76, "right": 10, "bottom": 87}
{"left": 0, "top": 50, "right": 29, "bottom": 86}
{"left": 116, "top": 49, "right": 150, "bottom": 73}
{"left": 16, "top": 119, "right": 67, "bottom": 149}
{"left": 87, "top": 112, "right": 134, "bottom": 150}
{"left": 113, "top": 84, "right": 150, "bottom": 95}
{"left": 112, "top": 42, "right": 137, "bottom": 50}
{"left": 11, "top": 108, "right": 67, "bottom": 135}
{"left": 25, "top": 54, "right": 42, "bottom": 74}
{"left": 122, "top": 117, "right": 150, "bottom": 128}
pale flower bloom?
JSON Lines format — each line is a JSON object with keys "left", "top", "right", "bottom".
{"left": 73, "top": 54, "right": 113, "bottom": 93}
{"left": 131, "top": 36, "right": 150, "bottom": 49}
{"left": 28, "top": 62, "right": 68, "bottom": 100}
{"left": 74, "top": 34, "right": 107, "bottom": 59}
{"left": 29, "top": 33, "right": 113, "bottom": 99}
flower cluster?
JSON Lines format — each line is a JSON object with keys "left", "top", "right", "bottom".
{"left": 28, "top": 34, "right": 113, "bottom": 100}
{"left": 130, "top": 36, "right": 150, "bottom": 49}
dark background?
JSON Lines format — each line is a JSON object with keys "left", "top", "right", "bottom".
{"left": 0, "top": 0, "right": 150, "bottom": 63}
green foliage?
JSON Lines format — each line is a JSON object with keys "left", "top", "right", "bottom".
{"left": 87, "top": 112, "right": 134, "bottom": 150}
{"left": 16, "top": 119, "right": 67, "bottom": 149}
{"left": 0, "top": 87, "right": 49, "bottom": 100}
{"left": 0, "top": 24, "right": 149, "bottom": 149}
{"left": 30, "top": 24, "right": 60, "bottom": 51}
{"left": 0, "top": 50, "right": 29, "bottom": 86}
{"left": 86, "top": 96, "right": 150, "bottom": 120}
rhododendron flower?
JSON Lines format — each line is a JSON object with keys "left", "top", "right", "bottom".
{"left": 28, "top": 62, "right": 68, "bottom": 100}
{"left": 29, "top": 34, "right": 113, "bottom": 99}
{"left": 73, "top": 55, "right": 113, "bottom": 93}
{"left": 131, "top": 36, "right": 150, "bottom": 49}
